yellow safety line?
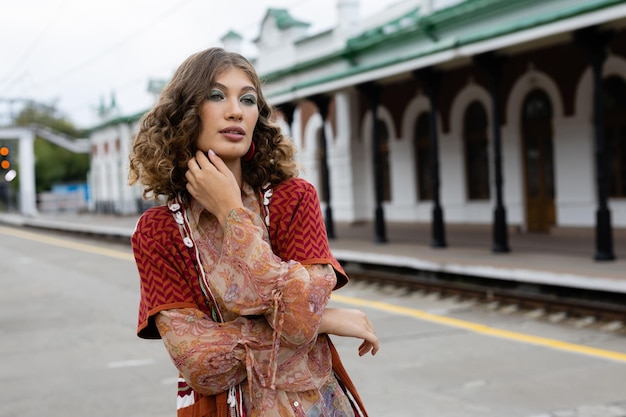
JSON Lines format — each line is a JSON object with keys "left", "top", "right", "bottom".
{"left": 2, "top": 225, "right": 625, "bottom": 364}
{"left": 331, "top": 293, "right": 626, "bottom": 363}
{"left": 0, "top": 225, "right": 135, "bottom": 261}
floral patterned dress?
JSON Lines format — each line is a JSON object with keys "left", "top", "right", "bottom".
{"left": 132, "top": 179, "right": 360, "bottom": 417}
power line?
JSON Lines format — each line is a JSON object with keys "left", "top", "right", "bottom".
{"left": 65, "top": 0, "right": 321, "bottom": 106}
{"left": 11, "top": 0, "right": 336, "bottom": 126}
{"left": 29, "top": 0, "right": 192, "bottom": 89}
{"left": 0, "top": 0, "right": 72, "bottom": 95}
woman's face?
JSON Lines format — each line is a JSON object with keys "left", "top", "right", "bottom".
{"left": 196, "top": 67, "right": 259, "bottom": 165}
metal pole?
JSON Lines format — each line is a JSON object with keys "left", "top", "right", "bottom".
{"left": 357, "top": 83, "right": 387, "bottom": 243}
{"left": 370, "top": 86, "right": 387, "bottom": 243}
{"left": 575, "top": 28, "right": 615, "bottom": 261}
{"left": 590, "top": 41, "right": 615, "bottom": 261}
{"left": 419, "top": 68, "right": 446, "bottom": 248}
{"left": 475, "top": 53, "right": 510, "bottom": 253}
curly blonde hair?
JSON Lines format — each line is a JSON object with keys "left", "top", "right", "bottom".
{"left": 129, "top": 47, "right": 298, "bottom": 200}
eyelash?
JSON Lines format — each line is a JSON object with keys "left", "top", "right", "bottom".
{"left": 208, "top": 90, "right": 257, "bottom": 106}
{"left": 208, "top": 90, "right": 224, "bottom": 101}
{"left": 241, "top": 94, "right": 257, "bottom": 106}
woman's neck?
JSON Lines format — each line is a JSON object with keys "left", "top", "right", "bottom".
{"left": 224, "top": 159, "right": 243, "bottom": 188}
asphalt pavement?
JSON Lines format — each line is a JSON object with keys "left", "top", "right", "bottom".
{"left": 1, "top": 222, "right": 626, "bottom": 417}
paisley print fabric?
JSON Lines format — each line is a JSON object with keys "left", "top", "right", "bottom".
{"left": 132, "top": 180, "right": 360, "bottom": 417}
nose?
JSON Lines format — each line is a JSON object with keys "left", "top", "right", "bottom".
{"left": 226, "top": 98, "right": 243, "bottom": 121}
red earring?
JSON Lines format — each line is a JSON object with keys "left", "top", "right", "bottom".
{"left": 243, "top": 142, "right": 255, "bottom": 162}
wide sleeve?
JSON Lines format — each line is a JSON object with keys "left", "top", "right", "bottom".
{"left": 132, "top": 206, "right": 204, "bottom": 339}
{"left": 206, "top": 207, "right": 336, "bottom": 348}
{"left": 133, "top": 206, "right": 329, "bottom": 395}
{"left": 156, "top": 308, "right": 274, "bottom": 396}
{"left": 157, "top": 308, "right": 325, "bottom": 395}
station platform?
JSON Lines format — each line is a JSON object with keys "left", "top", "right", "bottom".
{"left": 1, "top": 211, "right": 625, "bottom": 295}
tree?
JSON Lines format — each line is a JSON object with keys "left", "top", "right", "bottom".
{"left": 14, "top": 103, "right": 90, "bottom": 193}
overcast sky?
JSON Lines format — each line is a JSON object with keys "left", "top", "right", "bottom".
{"left": 0, "top": 0, "right": 404, "bottom": 128}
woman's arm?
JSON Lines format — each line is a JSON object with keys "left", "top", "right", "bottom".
{"left": 156, "top": 308, "right": 274, "bottom": 396}
{"left": 156, "top": 307, "right": 327, "bottom": 395}
{"left": 186, "top": 152, "right": 336, "bottom": 347}
{"left": 319, "top": 307, "right": 380, "bottom": 356}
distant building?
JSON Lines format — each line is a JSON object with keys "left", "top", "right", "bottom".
{"left": 87, "top": 0, "right": 626, "bottom": 259}
{"left": 87, "top": 110, "right": 144, "bottom": 214}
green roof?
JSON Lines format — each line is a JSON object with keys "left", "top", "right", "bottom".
{"left": 221, "top": 30, "right": 243, "bottom": 41}
{"left": 267, "top": 8, "right": 310, "bottom": 30}
{"left": 85, "top": 110, "right": 146, "bottom": 134}
{"left": 90, "top": 0, "right": 624, "bottom": 131}
{"left": 263, "top": 0, "right": 625, "bottom": 95}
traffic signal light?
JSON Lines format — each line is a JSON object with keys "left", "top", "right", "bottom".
{"left": 0, "top": 146, "right": 10, "bottom": 170}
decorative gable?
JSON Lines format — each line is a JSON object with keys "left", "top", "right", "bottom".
{"left": 256, "top": 8, "right": 311, "bottom": 50}
{"left": 220, "top": 30, "right": 243, "bottom": 53}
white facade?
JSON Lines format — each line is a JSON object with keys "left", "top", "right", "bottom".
{"left": 88, "top": 120, "right": 142, "bottom": 214}
{"left": 85, "top": 0, "right": 626, "bottom": 237}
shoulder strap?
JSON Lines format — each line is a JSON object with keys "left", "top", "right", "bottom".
{"left": 329, "top": 339, "right": 369, "bottom": 417}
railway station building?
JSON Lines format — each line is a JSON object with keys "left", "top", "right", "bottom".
{"left": 87, "top": 0, "right": 626, "bottom": 259}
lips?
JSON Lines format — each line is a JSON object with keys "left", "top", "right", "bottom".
{"left": 219, "top": 126, "right": 246, "bottom": 142}
{"left": 220, "top": 126, "right": 245, "bottom": 135}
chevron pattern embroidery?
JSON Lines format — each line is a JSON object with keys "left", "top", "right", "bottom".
{"left": 132, "top": 205, "right": 208, "bottom": 339}
{"left": 268, "top": 177, "right": 348, "bottom": 288}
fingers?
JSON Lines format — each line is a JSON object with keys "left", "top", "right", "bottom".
{"left": 187, "top": 150, "right": 216, "bottom": 172}
{"left": 370, "top": 336, "right": 380, "bottom": 355}
{"left": 352, "top": 310, "right": 379, "bottom": 356}
{"left": 358, "top": 341, "right": 374, "bottom": 356}
{"left": 194, "top": 149, "right": 230, "bottom": 176}
{"left": 319, "top": 308, "right": 380, "bottom": 356}
{"left": 360, "top": 313, "right": 379, "bottom": 356}
{"left": 185, "top": 151, "right": 216, "bottom": 201}
{"left": 205, "top": 149, "right": 228, "bottom": 173}
{"left": 357, "top": 331, "right": 379, "bottom": 356}
{"left": 183, "top": 149, "right": 244, "bottom": 225}
{"left": 185, "top": 150, "right": 224, "bottom": 194}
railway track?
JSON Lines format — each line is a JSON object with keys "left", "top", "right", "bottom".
{"left": 343, "top": 262, "right": 626, "bottom": 331}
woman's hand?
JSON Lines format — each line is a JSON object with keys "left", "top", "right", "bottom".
{"left": 185, "top": 150, "right": 243, "bottom": 226}
{"left": 319, "top": 307, "right": 379, "bottom": 356}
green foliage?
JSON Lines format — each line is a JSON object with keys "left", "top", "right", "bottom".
{"left": 15, "top": 104, "right": 85, "bottom": 137}
{"left": 14, "top": 103, "right": 90, "bottom": 193}
{"left": 33, "top": 138, "right": 90, "bottom": 192}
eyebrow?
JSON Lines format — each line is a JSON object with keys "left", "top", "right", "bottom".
{"left": 213, "top": 82, "right": 257, "bottom": 94}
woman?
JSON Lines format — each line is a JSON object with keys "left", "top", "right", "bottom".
{"left": 129, "top": 47, "right": 379, "bottom": 417}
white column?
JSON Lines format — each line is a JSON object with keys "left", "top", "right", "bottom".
{"left": 18, "top": 129, "right": 37, "bottom": 216}
{"left": 111, "top": 145, "right": 121, "bottom": 212}
{"left": 332, "top": 90, "right": 359, "bottom": 222}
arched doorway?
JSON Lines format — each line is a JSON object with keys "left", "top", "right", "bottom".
{"left": 522, "top": 89, "right": 556, "bottom": 233}
{"left": 414, "top": 112, "right": 432, "bottom": 201}
{"left": 463, "top": 101, "right": 490, "bottom": 200}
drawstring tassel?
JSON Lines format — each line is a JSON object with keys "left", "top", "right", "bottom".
{"left": 227, "top": 386, "right": 240, "bottom": 417}
{"left": 268, "top": 289, "right": 285, "bottom": 390}
{"left": 227, "top": 386, "right": 237, "bottom": 408}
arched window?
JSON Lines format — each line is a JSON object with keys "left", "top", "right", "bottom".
{"left": 603, "top": 75, "right": 626, "bottom": 198}
{"left": 463, "top": 101, "right": 490, "bottom": 200}
{"left": 375, "top": 119, "right": 391, "bottom": 202}
{"left": 414, "top": 112, "right": 432, "bottom": 201}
